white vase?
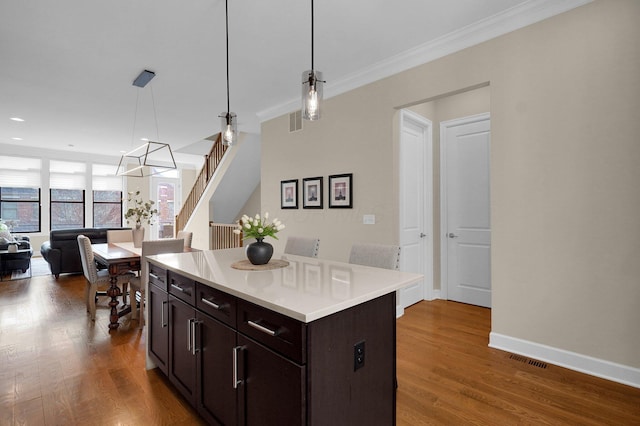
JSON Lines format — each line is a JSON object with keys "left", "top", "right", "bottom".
{"left": 132, "top": 226, "right": 145, "bottom": 248}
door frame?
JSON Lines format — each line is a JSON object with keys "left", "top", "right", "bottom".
{"left": 398, "top": 109, "right": 433, "bottom": 317}
{"left": 439, "top": 112, "right": 490, "bottom": 301}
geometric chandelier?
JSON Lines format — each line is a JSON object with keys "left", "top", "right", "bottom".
{"left": 116, "top": 69, "right": 177, "bottom": 177}
{"left": 116, "top": 141, "right": 176, "bottom": 177}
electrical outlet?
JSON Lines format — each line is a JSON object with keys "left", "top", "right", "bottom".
{"left": 354, "top": 341, "right": 365, "bottom": 371}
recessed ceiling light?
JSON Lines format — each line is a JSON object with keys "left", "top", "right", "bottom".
{"left": 11, "top": 137, "right": 23, "bottom": 141}
{"left": 10, "top": 117, "right": 25, "bottom": 122}
{"left": 140, "top": 137, "right": 149, "bottom": 141}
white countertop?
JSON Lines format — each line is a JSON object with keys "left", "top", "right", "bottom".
{"left": 146, "top": 248, "right": 423, "bottom": 323}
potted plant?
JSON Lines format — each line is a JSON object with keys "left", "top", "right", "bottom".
{"left": 124, "top": 191, "right": 158, "bottom": 247}
{"left": 234, "top": 212, "right": 285, "bottom": 265}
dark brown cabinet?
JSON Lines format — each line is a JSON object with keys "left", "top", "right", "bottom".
{"left": 168, "top": 296, "right": 197, "bottom": 406}
{"left": 148, "top": 283, "right": 169, "bottom": 374}
{"left": 197, "top": 312, "right": 237, "bottom": 426}
{"left": 148, "top": 264, "right": 169, "bottom": 375}
{"left": 236, "top": 335, "right": 305, "bottom": 426}
{"left": 148, "top": 268, "right": 397, "bottom": 426}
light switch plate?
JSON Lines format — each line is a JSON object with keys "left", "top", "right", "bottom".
{"left": 363, "top": 214, "right": 375, "bottom": 225}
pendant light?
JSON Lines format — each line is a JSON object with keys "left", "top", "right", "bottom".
{"left": 117, "top": 70, "right": 177, "bottom": 177}
{"left": 219, "top": 0, "right": 237, "bottom": 146}
{"left": 301, "top": 0, "right": 325, "bottom": 121}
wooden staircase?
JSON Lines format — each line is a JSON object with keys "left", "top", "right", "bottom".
{"left": 174, "top": 133, "right": 227, "bottom": 233}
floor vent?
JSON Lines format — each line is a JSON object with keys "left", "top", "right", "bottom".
{"left": 509, "top": 354, "right": 548, "bottom": 369}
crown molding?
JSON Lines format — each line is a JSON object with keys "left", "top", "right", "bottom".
{"left": 257, "top": 0, "right": 593, "bottom": 123}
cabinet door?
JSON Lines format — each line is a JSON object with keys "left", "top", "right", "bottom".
{"left": 169, "top": 296, "right": 197, "bottom": 405}
{"left": 237, "top": 335, "right": 306, "bottom": 426}
{"left": 196, "top": 313, "right": 237, "bottom": 426}
{"left": 148, "top": 284, "right": 169, "bottom": 374}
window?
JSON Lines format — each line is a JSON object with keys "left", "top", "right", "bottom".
{"left": 93, "top": 190, "right": 122, "bottom": 227}
{"left": 0, "top": 187, "right": 41, "bottom": 232}
{"left": 92, "top": 164, "right": 123, "bottom": 228}
{"left": 50, "top": 189, "right": 84, "bottom": 230}
{"left": 0, "top": 156, "right": 42, "bottom": 233}
{"left": 50, "top": 160, "right": 86, "bottom": 230}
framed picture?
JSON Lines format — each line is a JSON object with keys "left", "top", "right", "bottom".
{"left": 281, "top": 179, "right": 298, "bottom": 209}
{"left": 303, "top": 177, "right": 323, "bottom": 209}
{"left": 328, "top": 173, "right": 353, "bottom": 208}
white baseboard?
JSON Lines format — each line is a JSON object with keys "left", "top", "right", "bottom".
{"left": 489, "top": 332, "right": 640, "bottom": 389}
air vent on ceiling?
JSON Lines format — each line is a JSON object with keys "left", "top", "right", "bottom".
{"left": 289, "top": 110, "right": 302, "bottom": 133}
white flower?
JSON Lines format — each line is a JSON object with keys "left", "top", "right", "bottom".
{"left": 233, "top": 229, "right": 241, "bottom": 235}
{"left": 244, "top": 223, "right": 251, "bottom": 229}
{"left": 258, "top": 228, "right": 264, "bottom": 233}
{"left": 264, "top": 212, "right": 269, "bottom": 219}
{"left": 255, "top": 214, "right": 260, "bottom": 220}
{"left": 277, "top": 224, "right": 285, "bottom": 231}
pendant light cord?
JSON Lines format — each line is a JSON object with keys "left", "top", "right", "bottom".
{"left": 150, "top": 84, "right": 160, "bottom": 141}
{"left": 225, "top": 0, "right": 230, "bottom": 116}
{"left": 311, "top": 0, "right": 314, "bottom": 71}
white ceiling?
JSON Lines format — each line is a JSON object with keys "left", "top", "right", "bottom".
{"left": 0, "top": 0, "right": 589, "bottom": 162}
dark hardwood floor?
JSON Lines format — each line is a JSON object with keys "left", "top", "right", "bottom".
{"left": 1, "top": 271, "right": 639, "bottom": 425}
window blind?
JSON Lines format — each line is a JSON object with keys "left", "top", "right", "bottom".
{"left": 92, "top": 164, "right": 123, "bottom": 191}
{"left": 0, "top": 156, "right": 42, "bottom": 187}
{"left": 50, "top": 160, "right": 86, "bottom": 189}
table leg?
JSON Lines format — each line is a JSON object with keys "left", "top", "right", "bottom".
{"left": 107, "top": 274, "right": 121, "bottom": 330}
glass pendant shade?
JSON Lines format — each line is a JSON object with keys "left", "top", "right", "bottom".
{"left": 220, "top": 112, "right": 237, "bottom": 146}
{"left": 302, "top": 70, "right": 323, "bottom": 121}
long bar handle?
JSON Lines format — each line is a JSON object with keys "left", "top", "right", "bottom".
{"left": 171, "top": 283, "right": 185, "bottom": 293}
{"left": 233, "top": 346, "right": 243, "bottom": 389}
{"left": 191, "top": 320, "right": 199, "bottom": 356}
{"left": 187, "top": 318, "right": 193, "bottom": 352}
{"left": 201, "top": 298, "right": 222, "bottom": 310}
{"left": 161, "top": 300, "right": 168, "bottom": 327}
{"left": 247, "top": 320, "right": 278, "bottom": 336}
{"left": 149, "top": 272, "right": 161, "bottom": 281}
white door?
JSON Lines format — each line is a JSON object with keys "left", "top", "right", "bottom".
{"left": 399, "top": 110, "right": 433, "bottom": 313}
{"left": 441, "top": 113, "right": 491, "bottom": 308}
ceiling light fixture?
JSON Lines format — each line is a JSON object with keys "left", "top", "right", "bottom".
{"left": 219, "top": 0, "right": 237, "bottom": 146}
{"left": 116, "top": 70, "right": 176, "bottom": 177}
{"left": 301, "top": 0, "right": 325, "bottom": 121}
{"left": 10, "top": 117, "right": 24, "bottom": 122}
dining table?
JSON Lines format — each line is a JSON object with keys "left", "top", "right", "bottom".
{"left": 91, "top": 242, "right": 142, "bottom": 330}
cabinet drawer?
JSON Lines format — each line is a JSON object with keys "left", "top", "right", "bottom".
{"left": 168, "top": 271, "right": 196, "bottom": 306}
{"left": 237, "top": 300, "right": 306, "bottom": 364}
{"left": 149, "top": 263, "right": 168, "bottom": 291}
{"left": 196, "top": 284, "right": 237, "bottom": 328}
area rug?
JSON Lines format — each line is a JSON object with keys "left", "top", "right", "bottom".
{"left": 7, "top": 257, "right": 51, "bottom": 280}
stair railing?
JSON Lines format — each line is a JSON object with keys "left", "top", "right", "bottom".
{"left": 175, "top": 133, "right": 227, "bottom": 234}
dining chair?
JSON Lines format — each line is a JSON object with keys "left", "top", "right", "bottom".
{"left": 77, "top": 234, "right": 134, "bottom": 321}
{"left": 348, "top": 242, "right": 401, "bottom": 270}
{"left": 128, "top": 238, "right": 185, "bottom": 328}
{"left": 106, "top": 229, "right": 133, "bottom": 243}
{"left": 176, "top": 230, "right": 193, "bottom": 248}
{"left": 107, "top": 229, "right": 135, "bottom": 304}
{"left": 284, "top": 236, "right": 320, "bottom": 258}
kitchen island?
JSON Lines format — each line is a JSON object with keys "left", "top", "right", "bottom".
{"left": 145, "top": 248, "right": 422, "bottom": 426}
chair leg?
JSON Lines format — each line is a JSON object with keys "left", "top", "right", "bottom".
{"left": 138, "top": 289, "right": 145, "bottom": 329}
{"left": 122, "top": 282, "right": 128, "bottom": 306}
{"left": 87, "top": 282, "right": 97, "bottom": 320}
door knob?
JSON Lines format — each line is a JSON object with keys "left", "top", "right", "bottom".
{"left": 448, "top": 233, "right": 459, "bottom": 238}
{"left": 419, "top": 233, "right": 426, "bottom": 238}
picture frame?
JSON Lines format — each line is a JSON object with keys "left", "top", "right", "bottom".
{"left": 328, "top": 173, "right": 353, "bottom": 208}
{"left": 303, "top": 177, "right": 323, "bottom": 209}
{"left": 280, "top": 179, "right": 298, "bottom": 209}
